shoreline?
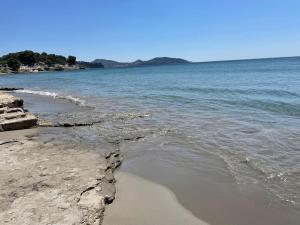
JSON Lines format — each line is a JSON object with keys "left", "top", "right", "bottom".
{"left": 103, "top": 172, "right": 209, "bottom": 225}
{"left": 0, "top": 91, "right": 212, "bottom": 225}
{"left": 1, "top": 89, "right": 300, "bottom": 225}
{"left": 118, "top": 136, "right": 300, "bottom": 225}
{"left": 0, "top": 66, "right": 84, "bottom": 76}
{"left": 0, "top": 89, "right": 206, "bottom": 225}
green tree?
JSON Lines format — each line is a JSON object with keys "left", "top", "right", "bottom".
{"left": 67, "top": 56, "right": 76, "bottom": 65}
{"left": 7, "top": 58, "right": 21, "bottom": 71}
{"left": 1, "top": 51, "right": 78, "bottom": 69}
{"left": 39, "top": 52, "right": 48, "bottom": 64}
{"left": 55, "top": 55, "right": 67, "bottom": 65}
{"left": 18, "top": 50, "right": 37, "bottom": 66}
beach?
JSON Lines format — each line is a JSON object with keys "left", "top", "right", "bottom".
{"left": 2, "top": 0, "right": 300, "bottom": 224}
{"left": 103, "top": 172, "right": 209, "bottom": 225}
{"left": 1, "top": 57, "right": 300, "bottom": 225}
{"left": 0, "top": 92, "right": 212, "bottom": 225}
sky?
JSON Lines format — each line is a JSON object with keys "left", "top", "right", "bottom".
{"left": 1, "top": 0, "right": 300, "bottom": 62}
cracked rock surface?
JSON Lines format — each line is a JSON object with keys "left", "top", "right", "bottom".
{"left": 0, "top": 139, "right": 116, "bottom": 225}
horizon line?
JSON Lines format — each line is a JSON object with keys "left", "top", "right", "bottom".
{"left": 88, "top": 55, "right": 300, "bottom": 64}
{"left": 1, "top": 50, "right": 299, "bottom": 64}
{"left": 194, "top": 55, "right": 300, "bottom": 64}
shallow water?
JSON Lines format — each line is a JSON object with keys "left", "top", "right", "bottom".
{"left": 1, "top": 57, "right": 300, "bottom": 224}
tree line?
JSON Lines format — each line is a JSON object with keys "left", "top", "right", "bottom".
{"left": 0, "top": 50, "right": 76, "bottom": 71}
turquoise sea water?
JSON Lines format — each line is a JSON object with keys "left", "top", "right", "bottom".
{"left": 1, "top": 57, "right": 300, "bottom": 209}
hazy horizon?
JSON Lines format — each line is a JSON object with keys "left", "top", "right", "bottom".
{"left": 1, "top": 50, "right": 299, "bottom": 64}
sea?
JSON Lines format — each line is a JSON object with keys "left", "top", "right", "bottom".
{"left": 1, "top": 57, "right": 299, "bottom": 224}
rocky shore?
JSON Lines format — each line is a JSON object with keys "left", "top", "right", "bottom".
{"left": 0, "top": 92, "right": 118, "bottom": 225}
{"left": 0, "top": 64, "right": 82, "bottom": 75}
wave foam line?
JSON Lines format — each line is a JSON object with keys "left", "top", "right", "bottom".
{"left": 15, "top": 89, "right": 85, "bottom": 105}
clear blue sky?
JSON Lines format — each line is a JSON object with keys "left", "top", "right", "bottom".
{"left": 1, "top": 0, "right": 300, "bottom": 62}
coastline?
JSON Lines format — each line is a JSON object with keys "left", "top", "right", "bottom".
{"left": 1, "top": 75, "right": 299, "bottom": 225}
{"left": 0, "top": 65, "right": 83, "bottom": 75}
{"left": 117, "top": 134, "right": 300, "bottom": 225}
{"left": 0, "top": 91, "right": 213, "bottom": 225}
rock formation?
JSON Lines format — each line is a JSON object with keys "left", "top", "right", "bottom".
{"left": 0, "top": 92, "right": 120, "bottom": 225}
{"left": 0, "top": 92, "right": 37, "bottom": 131}
{"left": 0, "top": 140, "right": 117, "bottom": 225}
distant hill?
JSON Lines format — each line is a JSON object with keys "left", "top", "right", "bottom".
{"left": 92, "top": 57, "right": 191, "bottom": 68}
{"left": 77, "top": 61, "right": 104, "bottom": 69}
{"left": 136, "top": 57, "right": 190, "bottom": 66}
{"left": 0, "top": 52, "right": 190, "bottom": 73}
{"left": 91, "top": 59, "right": 130, "bottom": 68}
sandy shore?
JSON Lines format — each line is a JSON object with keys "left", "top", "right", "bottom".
{"left": 3, "top": 90, "right": 299, "bottom": 225}
{"left": 103, "top": 172, "right": 209, "bottom": 225}
{"left": 0, "top": 91, "right": 212, "bottom": 225}
{"left": 117, "top": 137, "right": 300, "bottom": 225}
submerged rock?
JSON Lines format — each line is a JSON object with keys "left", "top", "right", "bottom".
{"left": 0, "top": 87, "right": 24, "bottom": 91}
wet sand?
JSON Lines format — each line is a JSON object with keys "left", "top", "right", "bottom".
{"left": 103, "top": 172, "right": 209, "bottom": 225}
{"left": 118, "top": 137, "right": 300, "bottom": 225}
{"left": 12, "top": 92, "right": 83, "bottom": 120}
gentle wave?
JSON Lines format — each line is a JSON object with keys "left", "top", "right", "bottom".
{"left": 216, "top": 99, "right": 300, "bottom": 117}
{"left": 162, "top": 87, "right": 300, "bottom": 98}
{"left": 15, "top": 89, "right": 85, "bottom": 105}
{"left": 142, "top": 94, "right": 300, "bottom": 117}
{"left": 194, "top": 143, "right": 300, "bottom": 206}
{"left": 235, "top": 155, "right": 299, "bottom": 206}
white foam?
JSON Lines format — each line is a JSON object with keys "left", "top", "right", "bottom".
{"left": 15, "top": 89, "right": 85, "bottom": 105}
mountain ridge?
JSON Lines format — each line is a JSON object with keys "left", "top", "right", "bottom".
{"left": 92, "top": 57, "right": 191, "bottom": 68}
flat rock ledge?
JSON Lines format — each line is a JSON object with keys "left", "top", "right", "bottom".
{"left": 0, "top": 91, "right": 37, "bottom": 131}
{"left": 0, "top": 140, "right": 117, "bottom": 225}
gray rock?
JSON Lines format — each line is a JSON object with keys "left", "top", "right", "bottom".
{"left": 0, "top": 140, "right": 116, "bottom": 225}
{"left": 0, "top": 92, "right": 37, "bottom": 131}
{"left": 0, "top": 88, "right": 24, "bottom": 91}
